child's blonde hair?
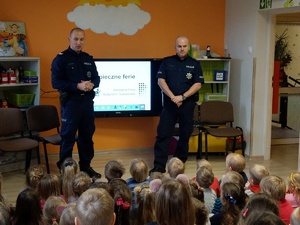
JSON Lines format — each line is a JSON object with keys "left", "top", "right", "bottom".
{"left": 25, "top": 164, "right": 45, "bottom": 189}
{"left": 196, "top": 166, "right": 214, "bottom": 188}
{"left": 225, "top": 153, "right": 246, "bottom": 172}
{"left": 36, "top": 174, "right": 61, "bottom": 201}
{"left": 61, "top": 158, "right": 79, "bottom": 176}
{"left": 260, "top": 175, "right": 286, "bottom": 201}
{"left": 167, "top": 157, "right": 185, "bottom": 178}
{"left": 196, "top": 159, "right": 212, "bottom": 171}
{"left": 61, "top": 158, "right": 79, "bottom": 202}
{"left": 43, "top": 196, "right": 67, "bottom": 225}
{"left": 76, "top": 188, "right": 115, "bottom": 225}
{"left": 73, "top": 172, "right": 92, "bottom": 198}
{"left": 221, "top": 171, "right": 244, "bottom": 188}
{"left": 129, "top": 158, "right": 149, "bottom": 182}
{"left": 249, "top": 164, "right": 269, "bottom": 185}
{"left": 60, "top": 203, "right": 76, "bottom": 225}
{"left": 287, "top": 172, "right": 300, "bottom": 199}
{"left": 134, "top": 184, "right": 156, "bottom": 225}
{"left": 291, "top": 206, "right": 300, "bottom": 225}
{"left": 104, "top": 160, "right": 125, "bottom": 182}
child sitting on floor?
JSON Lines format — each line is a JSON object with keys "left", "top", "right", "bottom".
{"left": 36, "top": 174, "right": 62, "bottom": 211}
{"left": 125, "top": 158, "right": 149, "bottom": 208}
{"left": 104, "top": 160, "right": 126, "bottom": 182}
{"left": 196, "top": 166, "right": 217, "bottom": 213}
{"left": 12, "top": 188, "right": 44, "bottom": 225}
{"left": 25, "top": 164, "right": 45, "bottom": 190}
{"left": 225, "top": 153, "right": 248, "bottom": 185}
{"left": 60, "top": 158, "right": 79, "bottom": 203}
{"left": 194, "top": 159, "right": 220, "bottom": 197}
{"left": 239, "top": 192, "right": 280, "bottom": 225}
{"left": 43, "top": 196, "right": 67, "bottom": 225}
{"left": 68, "top": 171, "right": 92, "bottom": 203}
{"left": 155, "top": 178, "right": 195, "bottom": 225}
{"left": 59, "top": 202, "right": 76, "bottom": 225}
{"left": 166, "top": 157, "right": 185, "bottom": 178}
{"left": 75, "top": 188, "right": 115, "bottom": 225}
{"left": 285, "top": 171, "right": 300, "bottom": 208}
{"left": 290, "top": 206, "right": 300, "bottom": 225}
{"left": 132, "top": 183, "right": 156, "bottom": 225}
{"left": 109, "top": 178, "right": 132, "bottom": 225}
{"left": 260, "top": 175, "right": 294, "bottom": 224}
{"left": 244, "top": 164, "right": 269, "bottom": 197}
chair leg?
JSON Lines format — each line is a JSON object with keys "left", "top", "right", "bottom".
{"left": 43, "top": 143, "right": 50, "bottom": 174}
{"left": 196, "top": 130, "right": 202, "bottom": 159}
{"left": 204, "top": 131, "right": 208, "bottom": 160}
{"left": 230, "top": 137, "right": 237, "bottom": 155}
{"left": 25, "top": 150, "right": 32, "bottom": 172}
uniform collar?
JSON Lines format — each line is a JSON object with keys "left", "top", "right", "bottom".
{"left": 175, "top": 54, "right": 188, "bottom": 61}
{"left": 68, "top": 46, "right": 82, "bottom": 55}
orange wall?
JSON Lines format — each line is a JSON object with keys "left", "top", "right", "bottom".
{"left": 1, "top": 1, "right": 225, "bottom": 152}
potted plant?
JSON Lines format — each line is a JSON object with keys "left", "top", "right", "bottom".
{"left": 275, "top": 29, "right": 292, "bottom": 68}
{"left": 275, "top": 29, "right": 292, "bottom": 87}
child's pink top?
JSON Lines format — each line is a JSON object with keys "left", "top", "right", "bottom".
{"left": 285, "top": 192, "right": 300, "bottom": 208}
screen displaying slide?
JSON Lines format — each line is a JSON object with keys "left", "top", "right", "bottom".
{"left": 94, "top": 61, "right": 151, "bottom": 112}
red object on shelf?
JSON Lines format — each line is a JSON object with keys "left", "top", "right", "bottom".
{"left": 1, "top": 71, "right": 8, "bottom": 84}
{"left": 272, "top": 61, "right": 280, "bottom": 114}
{"left": 9, "top": 72, "right": 16, "bottom": 84}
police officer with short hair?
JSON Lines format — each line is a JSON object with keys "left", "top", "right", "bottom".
{"left": 150, "top": 36, "right": 204, "bottom": 174}
{"left": 51, "top": 27, "right": 101, "bottom": 178}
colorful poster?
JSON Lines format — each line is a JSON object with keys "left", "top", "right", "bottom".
{"left": 0, "top": 22, "right": 28, "bottom": 57}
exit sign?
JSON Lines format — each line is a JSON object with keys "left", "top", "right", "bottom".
{"left": 260, "top": 0, "right": 272, "bottom": 9}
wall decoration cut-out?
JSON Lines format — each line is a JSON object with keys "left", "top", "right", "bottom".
{"left": 67, "top": 1, "right": 151, "bottom": 36}
{"left": 0, "top": 21, "right": 28, "bottom": 57}
{"left": 260, "top": 0, "right": 300, "bottom": 9}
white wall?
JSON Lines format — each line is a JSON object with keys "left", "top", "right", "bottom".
{"left": 225, "top": 0, "right": 265, "bottom": 157}
{"left": 225, "top": 0, "right": 300, "bottom": 159}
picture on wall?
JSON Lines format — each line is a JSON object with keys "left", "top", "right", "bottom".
{"left": 0, "top": 21, "right": 28, "bottom": 57}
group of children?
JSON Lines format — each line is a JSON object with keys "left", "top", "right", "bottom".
{"left": 0, "top": 153, "right": 300, "bottom": 225}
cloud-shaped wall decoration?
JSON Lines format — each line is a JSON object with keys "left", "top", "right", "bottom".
{"left": 67, "top": 3, "right": 151, "bottom": 36}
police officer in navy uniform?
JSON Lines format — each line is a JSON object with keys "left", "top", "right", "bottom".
{"left": 51, "top": 27, "right": 101, "bottom": 178}
{"left": 150, "top": 36, "right": 204, "bottom": 174}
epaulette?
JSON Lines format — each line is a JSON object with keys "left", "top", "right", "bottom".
{"left": 57, "top": 52, "right": 64, "bottom": 56}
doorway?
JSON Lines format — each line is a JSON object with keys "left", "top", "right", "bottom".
{"left": 271, "top": 12, "right": 300, "bottom": 145}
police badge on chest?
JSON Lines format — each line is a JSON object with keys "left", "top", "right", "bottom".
{"left": 186, "top": 72, "right": 192, "bottom": 79}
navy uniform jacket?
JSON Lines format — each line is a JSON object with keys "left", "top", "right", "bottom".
{"left": 157, "top": 55, "right": 204, "bottom": 105}
{"left": 51, "top": 47, "right": 100, "bottom": 99}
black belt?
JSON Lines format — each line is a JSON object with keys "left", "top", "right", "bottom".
{"left": 68, "top": 93, "right": 92, "bottom": 100}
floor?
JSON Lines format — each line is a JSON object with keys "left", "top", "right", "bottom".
{"left": 271, "top": 125, "right": 299, "bottom": 145}
{"left": 271, "top": 125, "right": 299, "bottom": 139}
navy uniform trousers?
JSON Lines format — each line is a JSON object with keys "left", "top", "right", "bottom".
{"left": 59, "top": 95, "right": 95, "bottom": 171}
{"left": 153, "top": 99, "right": 195, "bottom": 169}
